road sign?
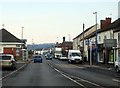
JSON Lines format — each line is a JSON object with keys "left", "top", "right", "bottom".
{"left": 103, "top": 39, "right": 117, "bottom": 47}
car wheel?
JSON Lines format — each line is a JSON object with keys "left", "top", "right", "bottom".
{"left": 12, "top": 65, "right": 16, "bottom": 70}
{"left": 68, "top": 60, "right": 70, "bottom": 63}
{"left": 69, "top": 60, "right": 72, "bottom": 64}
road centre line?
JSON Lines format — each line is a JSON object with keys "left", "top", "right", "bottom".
{"left": 49, "top": 62, "right": 103, "bottom": 88}
{"left": 0, "top": 63, "right": 27, "bottom": 81}
{"left": 69, "top": 75, "right": 103, "bottom": 87}
{"left": 61, "top": 73, "right": 86, "bottom": 88}
{"left": 112, "top": 79, "right": 120, "bottom": 83}
{"left": 53, "top": 67, "right": 86, "bottom": 88}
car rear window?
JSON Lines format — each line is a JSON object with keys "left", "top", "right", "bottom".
{"left": 0, "top": 56, "right": 11, "bottom": 60}
{"left": 33, "top": 56, "right": 41, "bottom": 58}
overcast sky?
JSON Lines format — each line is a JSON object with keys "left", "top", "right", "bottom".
{"left": 0, "top": 0, "right": 119, "bottom": 44}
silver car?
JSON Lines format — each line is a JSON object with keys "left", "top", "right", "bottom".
{"left": 0, "top": 54, "right": 17, "bottom": 70}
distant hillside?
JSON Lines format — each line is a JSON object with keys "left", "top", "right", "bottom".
{"left": 27, "top": 43, "right": 55, "bottom": 50}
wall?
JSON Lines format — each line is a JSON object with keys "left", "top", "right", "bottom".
{"left": 0, "top": 45, "right": 3, "bottom": 53}
{"left": 98, "top": 30, "right": 113, "bottom": 44}
{"left": 114, "top": 31, "right": 120, "bottom": 60}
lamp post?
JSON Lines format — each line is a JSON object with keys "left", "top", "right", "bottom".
{"left": 21, "top": 27, "right": 24, "bottom": 60}
{"left": 93, "top": 12, "right": 98, "bottom": 64}
{"left": 89, "top": 39, "right": 92, "bottom": 66}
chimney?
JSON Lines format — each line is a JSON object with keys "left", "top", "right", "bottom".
{"left": 100, "top": 17, "right": 111, "bottom": 29}
{"left": 63, "top": 37, "right": 65, "bottom": 43}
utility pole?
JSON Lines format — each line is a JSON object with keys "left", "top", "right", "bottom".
{"left": 83, "top": 23, "right": 85, "bottom": 62}
{"left": 93, "top": 12, "right": 98, "bottom": 64}
{"left": 21, "top": 27, "right": 24, "bottom": 60}
{"left": 90, "top": 39, "right": 93, "bottom": 66}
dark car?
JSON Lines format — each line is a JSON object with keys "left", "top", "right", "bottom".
{"left": 32, "top": 55, "right": 42, "bottom": 63}
{"left": 46, "top": 54, "right": 53, "bottom": 60}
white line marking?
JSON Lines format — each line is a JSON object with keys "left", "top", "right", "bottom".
{"left": 54, "top": 68, "right": 60, "bottom": 73}
{"left": 61, "top": 73, "right": 87, "bottom": 88}
{"left": 112, "top": 79, "right": 120, "bottom": 83}
{"left": 49, "top": 63, "right": 103, "bottom": 88}
{"left": 69, "top": 75, "right": 101, "bottom": 87}
{"left": 0, "top": 64, "right": 27, "bottom": 80}
{"left": 53, "top": 67, "right": 86, "bottom": 87}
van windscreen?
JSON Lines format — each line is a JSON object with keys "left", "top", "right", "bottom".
{"left": 72, "top": 53, "right": 80, "bottom": 57}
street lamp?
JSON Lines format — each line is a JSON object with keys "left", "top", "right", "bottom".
{"left": 93, "top": 12, "right": 98, "bottom": 64}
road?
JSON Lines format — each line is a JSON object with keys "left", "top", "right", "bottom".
{"left": 2, "top": 59, "right": 80, "bottom": 87}
{"left": 48, "top": 59, "right": 120, "bottom": 88}
{"left": 1, "top": 56, "right": 120, "bottom": 88}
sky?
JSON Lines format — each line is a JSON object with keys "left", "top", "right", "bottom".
{"left": 0, "top": 0, "right": 119, "bottom": 44}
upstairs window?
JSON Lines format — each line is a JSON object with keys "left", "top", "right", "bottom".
{"left": 110, "top": 32, "right": 113, "bottom": 39}
{"left": 104, "top": 35, "right": 107, "bottom": 39}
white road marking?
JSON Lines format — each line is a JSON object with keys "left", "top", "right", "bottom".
{"left": 112, "top": 79, "right": 120, "bottom": 83}
{"left": 54, "top": 68, "right": 61, "bottom": 73}
{"left": 53, "top": 66, "right": 86, "bottom": 87}
{"left": 50, "top": 64, "right": 102, "bottom": 88}
{"left": 70, "top": 75, "right": 103, "bottom": 87}
{"left": 0, "top": 63, "right": 27, "bottom": 80}
{"left": 61, "top": 73, "right": 87, "bottom": 88}
{"left": 47, "top": 63, "right": 53, "bottom": 68}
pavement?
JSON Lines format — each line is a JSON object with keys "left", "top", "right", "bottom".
{"left": 82, "top": 62, "right": 115, "bottom": 72}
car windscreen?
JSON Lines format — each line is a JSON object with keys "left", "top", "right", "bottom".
{"left": 0, "top": 56, "right": 11, "bottom": 60}
{"left": 72, "top": 53, "right": 81, "bottom": 57}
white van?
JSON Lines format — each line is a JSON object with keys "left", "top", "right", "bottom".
{"left": 68, "top": 50, "right": 82, "bottom": 64}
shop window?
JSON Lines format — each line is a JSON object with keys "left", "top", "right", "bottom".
{"left": 104, "top": 35, "right": 107, "bottom": 39}
{"left": 118, "top": 50, "right": 120, "bottom": 58}
{"left": 118, "top": 33, "right": 120, "bottom": 43}
{"left": 110, "top": 32, "right": 113, "bottom": 39}
{"left": 99, "top": 36, "right": 101, "bottom": 42}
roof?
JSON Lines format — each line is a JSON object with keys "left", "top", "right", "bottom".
{"left": 86, "top": 18, "right": 120, "bottom": 39}
{"left": 55, "top": 41, "right": 73, "bottom": 47}
{"left": 73, "top": 18, "right": 120, "bottom": 41}
{"left": 73, "top": 24, "right": 97, "bottom": 40}
{"left": 61, "top": 41, "right": 73, "bottom": 46}
{"left": 0, "top": 28, "right": 21, "bottom": 43}
{"left": 99, "top": 18, "right": 120, "bottom": 33}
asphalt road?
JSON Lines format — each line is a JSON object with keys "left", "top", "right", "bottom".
{"left": 1, "top": 56, "right": 120, "bottom": 88}
{"left": 48, "top": 59, "right": 120, "bottom": 88}
{"left": 2, "top": 60, "right": 80, "bottom": 87}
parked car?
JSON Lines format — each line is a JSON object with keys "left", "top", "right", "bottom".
{"left": 59, "top": 55, "right": 68, "bottom": 61}
{"left": 32, "top": 55, "right": 42, "bottom": 63}
{"left": 0, "top": 54, "right": 17, "bottom": 70}
{"left": 115, "top": 57, "right": 120, "bottom": 73}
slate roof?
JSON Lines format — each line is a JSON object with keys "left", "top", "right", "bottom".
{"left": 75, "top": 18, "right": 120, "bottom": 40}
{"left": 0, "top": 28, "right": 21, "bottom": 43}
{"left": 99, "top": 18, "right": 120, "bottom": 33}
{"left": 73, "top": 24, "right": 97, "bottom": 40}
